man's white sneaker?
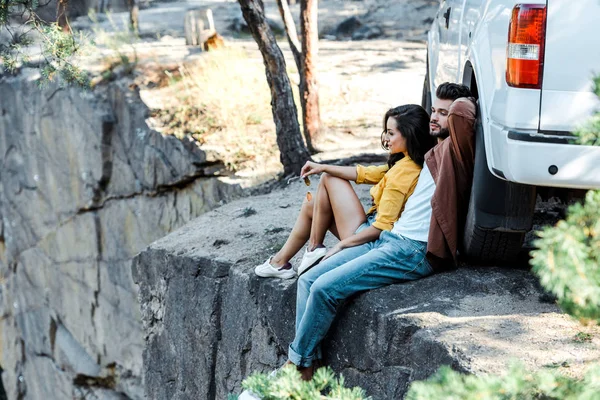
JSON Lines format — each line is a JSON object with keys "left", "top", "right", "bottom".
{"left": 297, "top": 247, "right": 327, "bottom": 276}
{"left": 254, "top": 258, "right": 296, "bottom": 279}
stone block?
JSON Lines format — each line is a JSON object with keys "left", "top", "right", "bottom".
{"left": 133, "top": 183, "right": 600, "bottom": 399}
{"left": 0, "top": 72, "right": 240, "bottom": 399}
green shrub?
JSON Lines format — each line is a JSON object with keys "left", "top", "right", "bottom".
{"left": 241, "top": 365, "right": 369, "bottom": 400}
{"left": 575, "top": 76, "right": 600, "bottom": 146}
{"left": 1, "top": 1, "right": 89, "bottom": 86}
{"left": 406, "top": 363, "right": 600, "bottom": 400}
{"left": 530, "top": 190, "right": 600, "bottom": 323}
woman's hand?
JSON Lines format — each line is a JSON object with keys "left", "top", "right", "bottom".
{"left": 322, "top": 242, "right": 345, "bottom": 261}
{"left": 300, "top": 161, "right": 326, "bottom": 178}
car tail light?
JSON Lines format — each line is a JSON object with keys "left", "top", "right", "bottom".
{"left": 506, "top": 4, "right": 547, "bottom": 89}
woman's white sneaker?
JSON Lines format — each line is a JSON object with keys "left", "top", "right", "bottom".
{"left": 297, "top": 247, "right": 327, "bottom": 276}
{"left": 254, "top": 258, "right": 296, "bottom": 279}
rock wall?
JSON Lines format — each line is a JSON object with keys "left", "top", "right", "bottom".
{"left": 133, "top": 187, "right": 600, "bottom": 399}
{"left": 0, "top": 69, "right": 243, "bottom": 399}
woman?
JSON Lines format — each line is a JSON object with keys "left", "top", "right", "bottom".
{"left": 254, "top": 104, "right": 436, "bottom": 279}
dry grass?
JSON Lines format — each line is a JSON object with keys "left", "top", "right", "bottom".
{"left": 139, "top": 43, "right": 384, "bottom": 173}
{"left": 145, "top": 48, "right": 293, "bottom": 172}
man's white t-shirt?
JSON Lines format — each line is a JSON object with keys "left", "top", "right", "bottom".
{"left": 391, "top": 163, "right": 436, "bottom": 242}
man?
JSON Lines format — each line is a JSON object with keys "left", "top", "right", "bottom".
{"left": 389, "top": 82, "right": 474, "bottom": 273}
{"left": 426, "top": 88, "right": 477, "bottom": 269}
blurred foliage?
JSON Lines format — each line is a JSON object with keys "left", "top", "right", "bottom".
{"left": 0, "top": 0, "right": 89, "bottom": 86}
{"left": 406, "top": 363, "right": 600, "bottom": 400}
{"left": 531, "top": 189, "right": 600, "bottom": 323}
{"left": 575, "top": 75, "right": 600, "bottom": 146}
{"left": 242, "top": 365, "right": 369, "bottom": 400}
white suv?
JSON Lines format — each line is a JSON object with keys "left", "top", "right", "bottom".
{"left": 424, "top": 0, "right": 600, "bottom": 261}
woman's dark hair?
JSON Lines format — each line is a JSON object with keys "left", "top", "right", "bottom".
{"left": 380, "top": 104, "right": 436, "bottom": 168}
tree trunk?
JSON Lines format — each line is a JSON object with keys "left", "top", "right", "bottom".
{"left": 97, "top": 0, "right": 111, "bottom": 13}
{"left": 275, "top": 0, "right": 301, "bottom": 71}
{"left": 274, "top": 0, "right": 307, "bottom": 150}
{"left": 127, "top": 0, "right": 139, "bottom": 34}
{"left": 237, "top": 0, "right": 311, "bottom": 176}
{"left": 56, "top": 0, "right": 70, "bottom": 32}
{"left": 300, "top": 0, "right": 320, "bottom": 152}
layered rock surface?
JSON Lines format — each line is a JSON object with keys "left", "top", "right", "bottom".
{"left": 0, "top": 69, "right": 242, "bottom": 399}
{"left": 133, "top": 181, "right": 600, "bottom": 399}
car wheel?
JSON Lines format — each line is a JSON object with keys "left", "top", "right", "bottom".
{"left": 461, "top": 118, "right": 537, "bottom": 263}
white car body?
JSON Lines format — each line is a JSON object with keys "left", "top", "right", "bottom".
{"left": 426, "top": 0, "right": 600, "bottom": 189}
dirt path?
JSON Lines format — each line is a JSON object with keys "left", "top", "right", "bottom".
{"left": 76, "top": 0, "right": 438, "bottom": 180}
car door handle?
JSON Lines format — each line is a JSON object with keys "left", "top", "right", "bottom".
{"left": 443, "top": 7, "right": 451, "bottom": 29}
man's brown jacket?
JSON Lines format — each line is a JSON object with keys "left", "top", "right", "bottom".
{"left": 425, "top": 97, "right": 477, "bottom": 271}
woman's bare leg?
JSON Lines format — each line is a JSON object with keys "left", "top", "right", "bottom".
{"left": 308, "top": 173, "right": 366, "bottom": 250}
{"left": 271, "top": 174, "right": 365, "bottom": 267}
{"left": 270, "top": 196, "right": 315, "bottom": 267}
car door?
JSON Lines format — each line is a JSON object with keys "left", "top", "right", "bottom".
{"left": 435, "top": 0, "right": 464, "bottom": 87}
{"left": 539, "top": 0, "right": 600, "bottom": 132}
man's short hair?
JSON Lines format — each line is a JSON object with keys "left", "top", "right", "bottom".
{"left": 435, "top": 83, "right": 472, "bottom": 102}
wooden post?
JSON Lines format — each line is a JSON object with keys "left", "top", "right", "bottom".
{"left": 184, "top": 8, "right": 216, "bottom": 48}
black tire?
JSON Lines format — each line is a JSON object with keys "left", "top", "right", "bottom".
{"left": 462, "top": 118, "right": 536, "bottom": 263}
{"left": 462, "top": 188, "right": 527, "bottom": 263}
{"left": 422, "top": 53, "right": 432, "bottom": 112}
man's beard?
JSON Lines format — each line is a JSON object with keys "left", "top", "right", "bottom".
{"left": 431, "top": 127, "right": 450, "bottom": 139}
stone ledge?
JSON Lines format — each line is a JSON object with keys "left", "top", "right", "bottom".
{"left": 132, "top": 181, "right": 600, "bottom": 399}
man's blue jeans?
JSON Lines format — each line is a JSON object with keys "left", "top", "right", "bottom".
{"left": 288, "top": 230, "right": 433, "bottom": 367}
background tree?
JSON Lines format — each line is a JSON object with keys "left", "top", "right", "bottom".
{"left": 237, "top": 0, "right": 311, "bottom": 176}
{"left": 299, "top": 0, "right": 320, "bottom": 152}
{"left": 127, "top": 0, "right": 139, "bottom": 34}
{"left": 275, "top": 0, "right": 321, "bottom": 153}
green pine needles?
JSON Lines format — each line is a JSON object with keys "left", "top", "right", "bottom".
{"left": 241, "top": 365, "right": 369, "bottom": 400}
{"left": 574, "top": 75, "right": 600, "bottom": 146}
{"left": 406, "top": 363, "right": 600, "bottom": 400}
{"left": 530, "top": 189, "right": 600, "bottom": 323}
{"left": 1, "top": 0, "right": 89, "bottom": 87}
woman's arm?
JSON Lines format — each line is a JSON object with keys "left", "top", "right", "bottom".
{"left": 322, "top": 226, "right": 382, "bottom": 260}
{"left": 370, "top": 160, "right": 422, "bottom": 231}
{"left": 301, "top": 161, "right": 358, "bottom": 182}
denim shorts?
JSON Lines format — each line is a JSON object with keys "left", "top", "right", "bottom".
{"left": 356, "top": 212, "right": 377, "bottom": 233}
